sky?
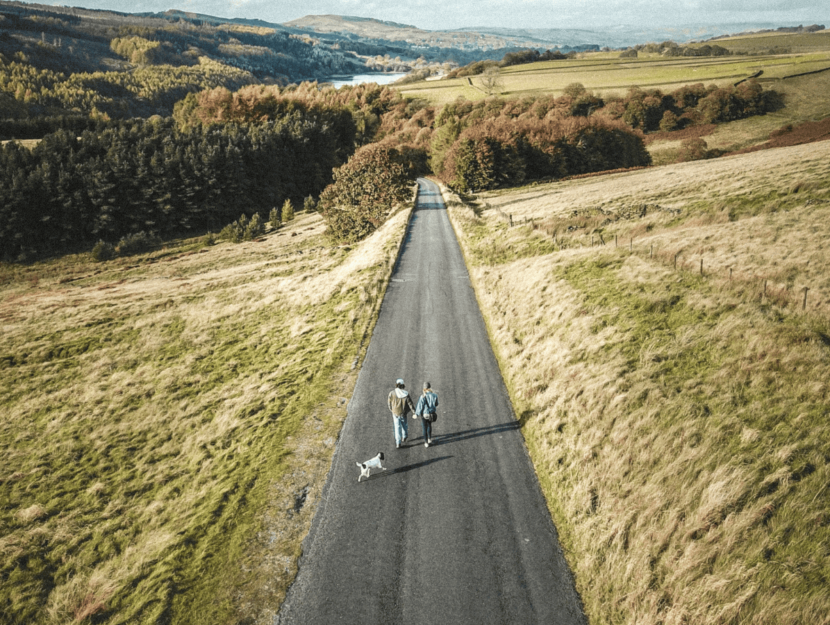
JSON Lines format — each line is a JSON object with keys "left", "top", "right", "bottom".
{"left": 34, "top": 0, "right": 830, "bottom": 31}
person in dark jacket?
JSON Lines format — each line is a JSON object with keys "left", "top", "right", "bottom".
{"left": 388, "top": 378, "right": 416, "bottom": 448}
{"left": 415, "top": 382, "right": 439, "bottom": 447}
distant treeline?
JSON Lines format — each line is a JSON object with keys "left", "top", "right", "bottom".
{"left": 0, "top": 74, "right": 783, "bottom": 258}
{"left": 0, "top": 115, "right": 104, "bottom": 140}
{"left": 0, "top": 83, "right": 413, "bottom": 260}
{"left": 425, "top": 79, "right": 780, "bottom": 191}
{"left": 0, "top": 113, "right": 350, "bottom": 261}
{"left": 446, "top": 48, "right": 576, "bottom": 78}
{"left": 429, "top": 97, "right": 652, "bottom": 192}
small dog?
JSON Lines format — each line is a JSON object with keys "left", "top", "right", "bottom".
{"left": 356, "top": 452, "right": 386, "bottom": 482}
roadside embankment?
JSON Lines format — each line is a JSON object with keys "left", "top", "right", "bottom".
{"left": 443, "top": 141, "right": 830, "bottom": 624}
{"left": 0, "top": 195, "right": 415, "bottom": 624}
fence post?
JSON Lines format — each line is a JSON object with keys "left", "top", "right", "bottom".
{"left": 650, "top": 245, "right": 653, "bottom": 259}
{"left": 729, "top": 267, "right": 733, "bottom": 280}
{"left": 509, "top": 214, "right": 513, "bottom": 227}
{"left": 803, "top": 287, "right": 809, "bottom": 311}
{"left": 674, "top": 252, "right": 680, "bottom": 269}
{"left": 764, "top": 280, "right": 767, "bottom": 298}
{"left": 629, "top": 238, "right": 633, "bottom": 252}
{"left": 591, "top": 235, "right": 594, "bottom": 247}
{"left": 615, "top": 235, "right": 618, "bottom": 248}
{"left": 700, "top": 258, "right": 703, "bottom": 276}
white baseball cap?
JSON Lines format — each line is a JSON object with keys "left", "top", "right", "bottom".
{"left": 396, "top": 378, "right": 404, "bottom": 385}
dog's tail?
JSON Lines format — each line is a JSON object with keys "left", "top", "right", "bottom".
{"left": 356, "top": 461, "right": 365, "bottom": 469}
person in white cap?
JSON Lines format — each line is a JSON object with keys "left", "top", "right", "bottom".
{"left": 387, "top": 378, "right": 416, "bottom": 448}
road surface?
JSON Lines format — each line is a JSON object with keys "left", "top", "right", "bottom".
{"left": 278, "top": 178, "right": 586, "bottom": 624}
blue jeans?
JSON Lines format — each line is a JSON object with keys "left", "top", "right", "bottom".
{"left": 421, "top": 416, "right": 432, "bottom": 442}
{"left": 393, "top": 415, "right": 408, "bottom": 445}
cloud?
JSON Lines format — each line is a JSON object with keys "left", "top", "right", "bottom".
{"left": 39, "top": 0, "right": 830, "bottom": 30}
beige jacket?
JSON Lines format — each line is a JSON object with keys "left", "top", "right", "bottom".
{"left": 388, "top": 388, "right": 416, "bottom": 417}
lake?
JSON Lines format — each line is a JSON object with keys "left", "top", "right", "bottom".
{"left": 323, "top": 73, "right": 408, "bottom": 88}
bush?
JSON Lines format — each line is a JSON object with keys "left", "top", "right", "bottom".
{"left": 677, "top": 138, "right": 711, "bottom": 162}
{"left": 659, "top": 110, "right": 680, "bottom": 132}
{"left": 91, "top": 240, "right": 116, "bottom": 262}
{"left": 220, "top": 214, "right": 248, "bottom": 243}
{"left": 115, "top": 231, "right": 160, "bottom": 256}
{"left": 244, "top": 213, "right": 265, "bottom": 240}
{"left": 303, "top": 195, "right": 317, "bottom": 213}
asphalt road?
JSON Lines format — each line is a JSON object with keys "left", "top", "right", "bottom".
{"left": 277, "top": 178, "right": 586, "bottom": 625}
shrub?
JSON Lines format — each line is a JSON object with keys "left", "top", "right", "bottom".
{"left": 677, "top": 138, "right": 711, "bottom": 162}
{"left": 303, "top": 196, "right": 317, "bottom": 213}
{"left": 244, "top": 213, "right": 265, "bottom": 240}
{"left": 659, "top": 110, "right": 680, "bottom": 132}
{"left": 91, "top": 240, "right": 115, "bottom": 262}
{"left": 220, "top": 214, "right": 248, "bottom": 243}
{"left": 115, "top": 231, "right": 160, "bottom": 256}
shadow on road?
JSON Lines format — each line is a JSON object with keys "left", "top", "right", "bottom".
{"left": 370, "top": 455, "right": 454, "bottom": 478}
{"left": 431, "top": 421, "right": 520, "bottom": 446}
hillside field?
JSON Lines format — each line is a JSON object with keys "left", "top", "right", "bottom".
{"left": 444, "top": 139, "right": 830, "bottom": 624}
{"left": 0, "top": 204, "right": 412, "bottom": 624}
{"left": 399, "top": 30, "right": 830, "bottom": 106}
{"left": 397, "top": 30, "right": 830, "bottom": 160}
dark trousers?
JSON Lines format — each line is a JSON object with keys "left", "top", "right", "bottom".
{"left": 421, "top": 416, "right": 432, "bottom": 441}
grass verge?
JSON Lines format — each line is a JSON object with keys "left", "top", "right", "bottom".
{"left": 443, "top": 139, "right": 830, "bottom": 624}
{"left": 0, "top": 203, "right": 413, "bottom": 624}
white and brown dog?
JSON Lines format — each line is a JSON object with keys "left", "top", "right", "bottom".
{"left": 356, "top": 453, "right": 386, "bottom": 482}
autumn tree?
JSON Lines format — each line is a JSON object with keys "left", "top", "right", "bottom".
{"left": 319, "top": 144, "right": 415, "bottom": 242}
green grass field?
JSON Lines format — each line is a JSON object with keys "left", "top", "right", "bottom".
{"left": 444, "top": 139, "right": 830, "bottom": 625}
{"left": 0, "top": 205, "right": 412, "bottom": 624}
{"left": 398, "top": 31, "right": 830, "bottom": 105}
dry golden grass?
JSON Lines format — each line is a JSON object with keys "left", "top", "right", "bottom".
{"left": 444, "top": 140, "right": 830, "bottom": 625}
{"left": 0, "top": 202, "right": 413, "bottom": 624}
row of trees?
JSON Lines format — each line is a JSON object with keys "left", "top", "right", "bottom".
{"left": 0, "top": 52, "right": 256, "bottom": 118}
{"left": 424, "top": 79, "right": 780, "bottom": 138}
{"left": 0, "top": 113, "right": 349, "bottom": 261}
{"left": 438, "top": 116, "right": 651, "bottom": 192}
{"left": 0, "top": 73, "right": 782, "bottom": 256}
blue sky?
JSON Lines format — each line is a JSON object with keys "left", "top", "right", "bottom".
{"left": 34, "top": 0, "right": 830, "bottom": 31}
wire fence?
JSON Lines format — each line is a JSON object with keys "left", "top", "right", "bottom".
{"left": 494, "top": 211, "right": 823, "bottom": 314}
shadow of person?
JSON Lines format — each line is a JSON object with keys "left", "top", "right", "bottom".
{"left": 385, "top": 455, "right": 453, "bottom": 476}
{"left": 431, "top": 420, "right": 519, "bottom": 446}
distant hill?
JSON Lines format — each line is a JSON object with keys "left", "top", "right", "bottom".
{"left": 286, "top": 14, "right": 523, "bottom": 50}
{"left": 285, "top": 15, "right": 826, "bottom": 50}
{"left": 286, "top": 14, "right": 600, "bottom": 52}
{"left": 459, "top": 23, "right": 828, "bottom": 49}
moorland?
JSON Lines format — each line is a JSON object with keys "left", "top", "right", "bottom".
{"left": 2, "top": 8, "right": 830, "bottom": 623}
